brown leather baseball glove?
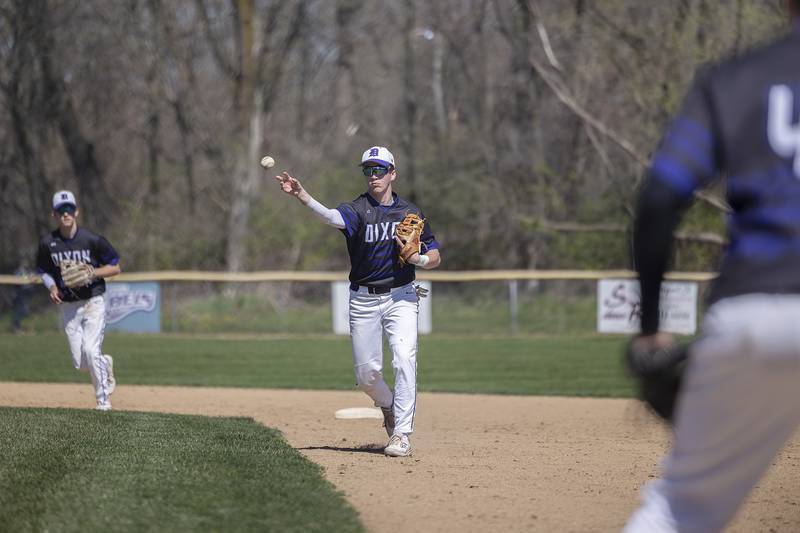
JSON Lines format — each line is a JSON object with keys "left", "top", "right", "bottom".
{"left": 60, "top": 260, "right": 95, "bottom": 289}
{"left": 395, "top": 213, "right": 425, "bottom": 266}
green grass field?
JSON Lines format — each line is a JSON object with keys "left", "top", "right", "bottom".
{"left": 0, "top": 407, "right": 363, "bottom": 532}
{"left": 0, "top": 332, "right": 634, "bottom": 397}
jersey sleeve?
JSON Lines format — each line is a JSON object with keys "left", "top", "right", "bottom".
{"left": 35, "top": 239, "right": 56, "bottom": 276}
{"left": 335, "top": 202, "right": 361, "bottom": 238}
{"left": 635, "top": 68, "right": 721, "bottom": 334}
{"left": 95, "top": 235, "right": 120, "bottom": 266}
{"left": 419, "top": 212, "right": 439, "bottom": 253}
{"left": 648, "top": 68, "right": 721, "bottom": 199}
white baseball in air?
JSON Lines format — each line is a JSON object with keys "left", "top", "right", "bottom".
{"left": 260, "top": 156, "right": 275, "bottom": 168}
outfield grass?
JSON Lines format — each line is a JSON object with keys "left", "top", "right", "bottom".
{"left": 0, "top": 333, "right": 634, "bottom": 397}
{"left": 0, "top": 407, "right": 363, "bottom": 532}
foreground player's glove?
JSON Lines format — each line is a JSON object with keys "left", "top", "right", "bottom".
{"left": 60, "top": 260, "right": 95, "bottom": 289}
{"left": 396, "top": 213, "right": 425, "bottom": 266}
{"left": 624, "top": 339, "right": 689, "bottom": 422}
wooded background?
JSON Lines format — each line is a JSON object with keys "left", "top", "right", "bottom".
{"left": 0, "top": 0, "right": 789, "bottom": 275}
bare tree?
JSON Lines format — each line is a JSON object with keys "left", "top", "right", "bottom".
{"left": 196, "top": 0, "right": 302, "bottom": 273}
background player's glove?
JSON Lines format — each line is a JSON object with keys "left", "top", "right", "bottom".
{"left": 414, "top": 284, "right": 429, "bottom": 299}
{"left": 624, "top": 338, "right": 689, "bottom": 423}
{"left": 60, "top": 260, "right": 95, "bottom": 289}
{"left": 396, "top": 213, "right": 425, "bottom": 266}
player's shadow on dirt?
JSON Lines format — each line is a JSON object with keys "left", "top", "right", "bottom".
{"left": 297, "top": 444, "right": 385, "bottom": 455}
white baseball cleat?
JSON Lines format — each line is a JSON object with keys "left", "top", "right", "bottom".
{"left": 95, "top": 402, "right": 112, "bottom": 411}
{"left": 381, "top": 405, "right": 395, "bottom": 437}
{"left": 104, "top": 354, "right": 116, "bottom": 394}
{"left": 384, "top": 434, "right": 412, "bottom": 457}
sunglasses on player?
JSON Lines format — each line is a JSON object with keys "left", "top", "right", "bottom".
{"left": 362, "top": 165, "right": 391, "bottom": 177}
{"left": 55, "top": 205, "right": 77, "bottom": 216}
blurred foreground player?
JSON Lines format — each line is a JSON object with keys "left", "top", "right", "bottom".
{"left": 625, "top": 2, "right": 800, "bottom": 531}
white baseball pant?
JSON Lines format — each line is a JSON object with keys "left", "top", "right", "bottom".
{"left": 349, "top": 283, "right": 419, "bottom": 435}
{"left": 625, "top": 293, "right": 800, "bottom": 533}
{"left": 60, "top": 295, "right": 113, "bottom": 409}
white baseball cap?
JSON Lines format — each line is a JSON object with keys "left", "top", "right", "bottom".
{"left": 52, "top": 190, "right": 77, "bottom": 210}
{"left": 361, "top": 146, "right": 395, "bottom": 168}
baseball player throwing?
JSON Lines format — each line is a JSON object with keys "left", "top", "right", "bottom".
{"left": 276, "top": 146, "right": 441, "bottom": 457}
{"left": 626, "top": 2, "right": 800, "bottom": 531}
{"left": 36, "top": 191, "right": 121, "bottom": 411}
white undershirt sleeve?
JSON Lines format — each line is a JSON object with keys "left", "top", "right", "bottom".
{"left": 305, "top": 196, "right": 345, "bottom": 229}
{"left": 41, "top": 273, "right": 56, "bottom": 290}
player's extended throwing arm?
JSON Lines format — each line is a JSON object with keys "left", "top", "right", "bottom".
{"left": 275, "top": 171, "right": 346, "bottom": 228}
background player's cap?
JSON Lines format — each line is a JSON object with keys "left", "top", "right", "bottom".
{"left": 361, "top": 146, "right": 395, "bottom": 168}
{"left": 52, "top": 190, "right": 77, "bottom": 210}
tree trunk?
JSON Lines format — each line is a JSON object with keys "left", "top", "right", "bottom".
{"left": 38, "top": 11, "right": 112, "bottom": 227}
{"left": 225, "top": 0, "right": 301, "bottom": 273}
{"left": 226, "top": 0, "right": 258, "bottom": 274}
{"left": 227, "top": 89, "right": 264, "bottom": 273}
{"left": 401, "top": 0, "right": 418, "bottom": 202}
{"left": 334, "top": 0, "right": 365, "bottom": 157}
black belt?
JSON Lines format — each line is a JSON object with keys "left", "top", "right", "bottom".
{"left": 350, "top": 283, "right": 391, "bottom": 294}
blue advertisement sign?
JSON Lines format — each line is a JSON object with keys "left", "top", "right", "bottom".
{"left": 104, "top": 282, "right": 161, "bottom": 333}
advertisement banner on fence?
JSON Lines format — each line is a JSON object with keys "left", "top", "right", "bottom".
{"left": 104, "top": 282, "right": 161, "bottom": 333}
{"left": 331, "top": 281, "right": 432, "bottom": 335}
{"left": 597, "top": 279, "right": 697, "bottom": 335}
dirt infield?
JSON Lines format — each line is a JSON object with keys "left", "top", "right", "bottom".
{"left": 1, "top": 383, "right": 798, "bottom": 532}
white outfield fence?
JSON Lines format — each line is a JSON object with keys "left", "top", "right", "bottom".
{"left": 0, "top": 270, "right": 715, "bottom": 335}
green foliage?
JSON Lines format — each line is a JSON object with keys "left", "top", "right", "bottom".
{"left": 547, "top": 232, "right": 629, "bottom": 270}
{"left": 0, "top": 407, "right": 363, "bottom": 533}
{"left": 248, "top": 167, "right": 363, "bottom": 271}
{"left": 433, "top": 287, "right": 598, "bottom": 336}
{"left": 672, "top": 200, "right": 727, "bottom": 271}
{"left": 538, "top": 181, "right": 633, "bottom": 269}
{"left": 3, "top": 282, "right": 604, "bottom": 336}
{"left": 172, "top": 293, "right": 332, "bottom": 334}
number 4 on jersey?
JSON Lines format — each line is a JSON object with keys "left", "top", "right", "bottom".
{"left": 768, "top": 85, "right": 800, "bottom": 178}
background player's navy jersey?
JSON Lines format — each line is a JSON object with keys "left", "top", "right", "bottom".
{"left": 646, "top": 25, "right": 800, "bottom": 304}
{"left": 337, "top": 192, "right": 439, "bottom": 287}
{"left": 36, "top": 227, "right": 120, "bottom": 302}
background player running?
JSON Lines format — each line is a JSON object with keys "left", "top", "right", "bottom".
{"left": 625, "top": 2, "right": 800, "bottom": 531}
{"left": 36, "top": 190, "right": 121, "bottom": 411}
{"left": 275, "top": 146, "right": 441, "bottom": 457}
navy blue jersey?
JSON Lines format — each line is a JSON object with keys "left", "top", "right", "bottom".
{"left": 635, "top": 24, "right": 800, "bottom": 331}
{"left": 36, "top": 227, "right": 120, "bottom": 302}
{"left": 336, "top": 193, "right": 439, "bottom": 287}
